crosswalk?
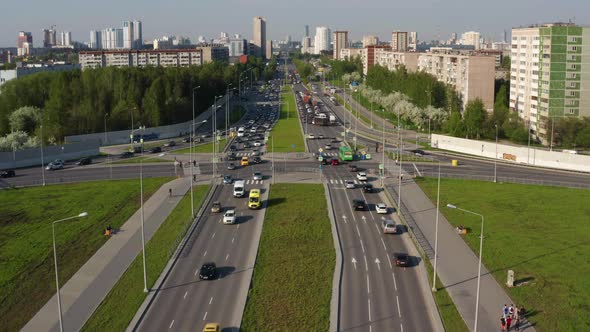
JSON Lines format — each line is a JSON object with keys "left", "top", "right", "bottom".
{"left": 244, "top": 180, "right": 264, "bottom": 185}
{"left": 232, "top": 152, "right": 261, "bottom": 157}
{"left": 328, "top": 179, "right": 364, "bottom": 185}
{"left": 320, "top": 152, "right": 338, "bottom": 157}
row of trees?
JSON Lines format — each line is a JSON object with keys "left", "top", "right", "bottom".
{"left": 0, "top": 59, "right": 268, "bottom": 147}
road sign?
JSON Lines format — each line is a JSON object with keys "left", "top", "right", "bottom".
{"left": 318, "top": 156, "right": 323, "bottom": 161}
{"left": 379, "top": 164, "right": 384, "bottom": 170}
{"left": 318, "top": 148, "right": 323, "bottom": 153}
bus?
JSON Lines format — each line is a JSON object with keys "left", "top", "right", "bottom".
{"left": 248, "top": 189, "right": 261, "bottom": 209}
{"left": 339, "top": 146, "right": 354, "bottom": 161}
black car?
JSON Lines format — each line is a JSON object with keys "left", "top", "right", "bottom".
{"left": 362, "top": 184, "right": 374, "bottom": 193}
{"left": 133, "top": 146, "right": 143, "bottom": 153}
{"left": 229, "top": 145, "right": 236, "bottom": 152}
{"left": 349, "top": 164, "right": 358, "bottom": 172}
{"left": 76, "top": 158, "right": 92, "bottom": 166}
{"left": 227, "top": 163, "right": 236, "bottom": 170}
{"left": 394, "top": 253, "right": 410, "bottom": 267}
{"left": 121, "top": 151, "right": 134, "bottom": 158}
{"left": 227, "top": 153, "right": 237, "bottom": 161}
{"left": 0, "top": 169, "right": 16, "bottom": 178}
{"left": 252, "top": 156, "right": 262, "bottom": 164}
{"left": 167, "top": 141, "right": 176, "bottom": 147}
{"left": 182, "top": 136, "right": 191, "bottom": 143}
{"left": 199, "top": 262, "right": 218, "bottom": 280}
{"left": 150, "top": 146, "right": 162, "bottom": 153}
{"left": 352, "top": 199, "right": 367, "bottom": 211}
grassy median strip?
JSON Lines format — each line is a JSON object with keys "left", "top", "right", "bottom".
{"left": 82, "top": 184, "right": 210, "bottom": 331}
{"left": 174, "top": 138, "right": 228, "bottom": 154}
{"left": 242, "top": 183, "right": 334, "bottom": 330}
{"left": 0, "top": 178, "right": 171, "bottom": 331}
{"left": 268, "top": 86, "right": 305, "bottom": 153}
{"left": 417, "top": 177, "right": 590, "bottom": 331}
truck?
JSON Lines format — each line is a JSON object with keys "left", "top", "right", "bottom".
{"left": 313, "top": 116, "right": 330, "bottom": 126}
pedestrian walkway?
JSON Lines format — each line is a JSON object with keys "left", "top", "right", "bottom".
{"left": 22, "top": 177, "right": 193, "bottom": 332}
{"left": 383, "top": 172, "right": 536, "bottom": 331}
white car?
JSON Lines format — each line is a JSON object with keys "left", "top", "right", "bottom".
{"left": 223, "top": 210, "right": 236, "bottom": 224}
{"left": 308, "top": 134, "right": 315, "bottom": 139}
{"left": 345, "top": 180, "right": 355, "bottom": 189}
{"left": 376, "top": 203, "right": 388, "bottom": 214}
{"left": 356, "top": 172, "right": 368, "bottom": 181}
{"left": 253, "top": 171, "right": 263, "bottom": 181}
{"left": 46, "top": 161, "right": 64, "bottom": 170}
{"left": 253, "top": 141, "right": 262, "bottom": 147}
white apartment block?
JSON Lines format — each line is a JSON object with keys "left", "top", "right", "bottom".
{"left": 362, "top": 35, "right": 379, "bottom": 47}
{"left": 338, "top": 48, "right": 363, "bottom": 61}
{"left": 461, "top": 31, "right": 481, "bottom": 50}
{"left": 391, "top": 31, "right": 408, "bottom": 52}
{"left": 314, "top": 26, "right": 331, "bottom": 54}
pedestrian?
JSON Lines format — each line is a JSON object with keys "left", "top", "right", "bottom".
{"left": 514, "top": 306, "right": 520, "bottom": 331}
{"left": 509, "top": 303, "right": 515, "bottom": 317}
{"left": 193, "top": 160, "right": 196, "bottom": 167}
{"left": 169, "top": 188, "right": 172, "bottom": 197}
{"left": 506, "top": 315, "right": 512, "bottom": 331}
{"left": 500, "top": 316, "right": 506, "bottom": 331}
{"left": 503, "top": 304, "right": 509, "bottom": 318}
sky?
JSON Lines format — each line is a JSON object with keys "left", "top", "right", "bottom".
{"left": 1, "top": 0, "right": 588, "bottom": 47}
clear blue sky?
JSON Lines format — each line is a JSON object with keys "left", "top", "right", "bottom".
{"left": 0, "top": 0, "right": 587, "bottom": 47}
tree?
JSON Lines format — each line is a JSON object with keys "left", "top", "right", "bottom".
{"left": 444, "top": 111, "right": 464, "bottom": 137}
{"left": 462, "top": 99, "right": 487, "bottom": 139}
{"left": 8, "top": 106, "right": 42, "bottom": 134}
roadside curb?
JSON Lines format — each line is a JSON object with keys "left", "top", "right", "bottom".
{"left": 126, "top": 183, "right": 219, "bottom": 332}
{"left": 324, "top": 181, "right": 343, "bottom": 332}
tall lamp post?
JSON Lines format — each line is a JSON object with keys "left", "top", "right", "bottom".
{"left": 213, "top": 95, "right": 223, "bottom": 179}
{"left": 432, "top": 161, "right": 441, "bottom": 291}
{"left": 103, "top": 114, "right": 109, "bottom": 145}
{"left": 381, "top": 110, "right": 385, "bottom": 187}
{"left": 446, "top": 203, "right": 485, "bottom": 332}
{"left": 397, "top": 107, "right": 402, "bottom": 213}
{"left": 136, "top": 126, "right": 149, "bottom": 293}
{"left": 53, "top": 212, "right": 88, "bottom": 332}
{"left": 40, "top": 124, "right": 46, "bottom": 186}
{"left": 225, "top": 83, "right": 233, "bottom": 140}
{"left": 191, "top": 86, "right": 201, "bottom": 217}
{"left": 494, "top": 124, "right": 498, "bottom": 183}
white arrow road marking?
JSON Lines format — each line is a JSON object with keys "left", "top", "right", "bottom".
{"left": 209, "top": 297, "right": 213, "bottom": 305}
{"left": 342, "top": 215, "right": 347, "bottom": 224}
{"left": 352, "top": 257, "right": 357, "bottom": 270}
{"left": 362, "top": 215, "right": 367, "bottom": 224}
{"left": 375, "top": 258, "right": 381, "bottom": 271}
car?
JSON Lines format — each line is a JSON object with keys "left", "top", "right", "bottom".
{"left": 324, "top": 144, "right": 332, "bottom": 150}
{"left": 243, "top": 142, "right": 251, "bottom": 148}
{"left": 352, "top": 199, "right": 367, "bottom": 211}
{"left": 349, "top": 164, "right": 358, "bottom": 172}
{"left": 318, "top": 134, "right": 324, "bottom": 139}
{"left": 253, "top": 171, "right": 263, "bottom": 181}
{"left": 345, "top": 180, "right": 355, "bottom": 189}
{"left": 356, "top": 172, "right": 368, "bottom": 181}
{"left": 45, "top": 161, "right": 64, "bottom": 170}
{"left": 307, "top": 133, "right": 315, "bottom": 139}
{"left": 382, "top": 219, "right": 398, "bottom": 234}
{"left": 394, "top": 253, "right": 410, "bottom": 267}
{"left": 252, "top": 156, "right": 262, "bottom": 164}
{"left": 199, "top": 262, "right": 218, "bottom": 280}
{"left": 202, "top": 322, "right": 220, "bottom": 332}
{"left": 411, "top": 149, "right": 426, "bottom": 156}
{"left": 133, "top": 146, "right": 143, "bottom": 153}
{"left": 251, "top": 150, "right": 261, "bottom": 157}
{"left": 253, "top": 141, "right": 262, "bottom": 147}
{"left": 241, "top": 156, "right": 249, "bottom": 166}
{"left": 150, "top": 146, "right": 162, "bottom": 153}
{"left": 76, "top": 157, "right": 92, "bottom": 166}
{"left": 331, "top": 159, "right": 340, "bottom": 166}
{"left": 223, "top": 209, "right": 236, "bottom": 224}
{"left": 0, "top": 169, "right": 16, "bottom": 178}
{"left": 165, "top": 141, "right": 176, "bottom": 147}
{"left": 363, "top": 183, "right": 374, "bottom": 193}
{"left": 227, "top": 153, "right": 237, "bottom": 161}
{"left": 376, "top": 203, "right": 388, "bottom": 214}
{"left": 211, "top": 201, "right": 222, "bottom": 213}
{"left": 229, "top": 144, "right": 237, "bottom": 152}
{"left": 227, "top": 163, "right": 236, "bottom": 170}
{"left": 223, "top": 175, "right": 233, "bottom": 184}
{"left": 121, "top": 151, "right": 134, "bottom": 158}
{"left": 182, "top": 137, "right": 191, "bottom": 143}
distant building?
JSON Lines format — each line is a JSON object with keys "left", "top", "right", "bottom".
{"left": 304, "top": 25, "right": 309, "bottom": 38}
{"left": 17, "top": 32, "right": 33, "bottom": 56}
{"left": 253, "top": 16, "right": 267, "bottom": 59}
{"left": 89, "top": 30, "right": 102, "bottom": 49}
{"left": 391, "top": 31, "right": 408, "bottom": 52}
{"left": 90, "top": 20, "right": 142, "bottom": 50}
{"left": 266, "top": 41, "right": 272, "bottom": 59}
{"left": 0, "top": 62, "right": 80, "bottom": 88}
{"left": 461, "top": 31, "right": 481, "bottom": 50}
{"left": 333, "top": 31, "right": 348, "bottom": 60}
{"left": 339, "top": 48, "right": 363, "bottom": 61}
{"left": 408, "top": 32, "right": 418, "bottom": 50}
{"left": 59, "top": 31, "right": 72, "bottom": 47}
{"left": 314, "top": 26, "right": 331, "bottom": 54}
{"left": 362, "top": 35, "right": 379, "bottom": 48}
{"left": 302, "top": 36, "right": 312, "bottom": 54}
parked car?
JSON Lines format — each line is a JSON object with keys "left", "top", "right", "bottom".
{"left": 394, "top": 253, "right": 410, "bottom": 267}
{"left": 76, "top": 158, "right": 92, "bottom": 166}
{"left": 211, "top": 201, "right": 222, "bottom": 213}
{"left": 223, "top": 210, "right": 236, "bottom": 225}
{"left": 0, "top": 169, "right": 16, "bottom": 178}
{"left": 121, "top": 151, "right": 134, "bottom": 158}
{"left": 352, "top": 199, "right": 367, "bottom": 211}
{"left": 199, "top": 262, "right": 218, "bottom": 280}
{"left": 376, "top": 203, "right": 388, "bottom": 214}
{"left": 150, "top": 146, "right": 162, "bottom": 153}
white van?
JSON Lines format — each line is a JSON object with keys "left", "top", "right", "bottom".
{"left": 237, "top": 127, "right": 245, "bottom": 137}
{"left": 233, "top": 180, "right": 245, "bottom": 198}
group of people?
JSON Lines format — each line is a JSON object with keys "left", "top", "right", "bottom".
{"left": 500, "top": 303, "right": 526, "bottom": 331}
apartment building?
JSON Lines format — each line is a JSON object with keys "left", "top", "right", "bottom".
{"left": 333, "top": 31, "right": 348, "bottom": 60}
{"left": 339, "top": 48, "right": 363, "bottom": 61}
{"left": 391, "top": 31, "right": 408, "bottom": 52}
{"left": 374, "top": 49, "right": 419, "bottom": 71}
{"left": 510, "top": 23, "right": 590, "bottom": 143}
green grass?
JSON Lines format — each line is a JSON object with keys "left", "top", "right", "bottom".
{"left": 82, "top": 184, "right": 210, "bottom": 331}
{"left": 110, "top": 156, "right": 171, "bottom": 164}
{"left": 267, "top": 86, "right": 305, "bottom": 153}
{"left": 174, "top": 138, "right": 228, "bottom": 154}
{"left": 416, "top": 178, "right": 590, "bottom": 331}
{"left": 242, "top": 184, "right": 334, "bottom": 331}
{"left": 0, "top": 178, "right": 172, "bottom": 331}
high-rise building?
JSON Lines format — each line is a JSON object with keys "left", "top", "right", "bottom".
{"left": 59, "top": 31, "right": 72, "bottom": 46}
{"left": 333, "top": 31, "right": 348, "bottom": 60}
{"left": 17, "top": 31, "right": 33, "bottom": 49}
{"left": 302, "top": 36, "right": 312, "bottom": 54}
{"left": 391, "top": 31, "right": 408, "bottom": 52}
{"left": 314, "top": 26, "right": 330, "bottom": 54}
{"left": 123, "top": 21, "right": 133, "bottom": 49}
{"left": 133, "top": 20, "right": 143, "bottom": 48}
{"left": 362, "top": 35, "right": 379, "bottom": 48}
{"left": 510, "top": 23, "right": 590, "bottom": 144}
{"left": 253, "top": 16, "right": 267, "bottom": 59}
{"left": 408, "top": 32, "right": 418, "bottom": 50}
{"left": 90, "top": 30, "right": 102, "bottom": 49}
{"left": 305, "top": 25, "right": 309, "bottom": 38}
{"left": 42, "top": 29, "right": 51, "bottom": 48}
{"left": 228, "top": 38, "right": 247, "bottom": 57}
{"left": 461, "top": 31, "right": 481, "bottom": 50}
{"left": 101, "top": 28, "right": 124, "bottom": 49}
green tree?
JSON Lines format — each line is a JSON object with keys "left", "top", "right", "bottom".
{"left": 462, "top": 99, "right": 487, "bottom": 139}
{"left": 444, "top": 111, "right": 464, "bottom": 137}
{"left": 8, "top": 106, "right": 42, "bottom": 133}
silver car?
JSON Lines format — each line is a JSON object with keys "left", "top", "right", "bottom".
{"left": 253, "top": 171, "right": 263, "bottom": 181}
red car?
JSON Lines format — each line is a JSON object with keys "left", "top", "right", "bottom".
{"left": 331, "top": 159, "right": 340, "bottom": 165}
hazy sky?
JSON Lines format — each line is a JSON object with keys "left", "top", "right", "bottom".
{"left": 1, "top": 0, "right": 587, "bottom": 47}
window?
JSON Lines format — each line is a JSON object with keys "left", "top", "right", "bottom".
{"left": 569, "top": 46, "right": 578, "bottom": 52}
{"left": 520, "top": 36, "right": 527, "bottom": 41}
{"left": 569, "top": 64, "right": 578, "bottom": 70}
{"left": 569, "top": 82, "right": 577, "bottom": 88}
{"left": 568, "top": 36, "right": 579, "bottom": 43}
{"left": 569, "top": 55, "right": 578, "bottom": 61}
{"left": 569, "top": 91, "right": 577, "bottom": 97}
{"left": 567, "top": 72, "right": 577, "bottom": 79}
{"left": 568, "top": 108, "right": 576, "bottom": 115}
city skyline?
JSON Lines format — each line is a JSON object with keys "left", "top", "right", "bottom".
{"left": 1, "top": 0, "right": 588, "bottom": 47}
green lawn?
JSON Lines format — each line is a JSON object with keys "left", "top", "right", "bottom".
{"left": 242, "top": 184, "right": 334, "bottom": 330}
{"left": 174, "top": 138, "right": 228, "bottom": 154}
{"left": 110, "top": 156, "right": 171, "bottom": 164}
{"left": 416, "top": 178, "right": 590, "bottom": 331}
{"left": 267, "top": 86, "right": 305, "bottom": 153}
{"left": 82, "top": 184, "right": 210, "bottom": 331}
{"left": 0, "top": 178, "right": 172, "bottom": 331}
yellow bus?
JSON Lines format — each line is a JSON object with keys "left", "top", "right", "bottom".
{"left": 248, "top": 189, "right": 261, "bottom": 209}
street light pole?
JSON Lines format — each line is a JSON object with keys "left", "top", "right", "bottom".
{"left": 52, "top": 212, "right": 88, "bottom": 332}
{"left": 138, "top": 127, "right": 148, "bottom": 293}
{"left": 40, "top": 124, "right": 46, "bottom": 186}
{"left": 226, "top": 83, "right": 233, "bottom": 140}
{"left": 494, "top": 124, "right": 498, "bottom": 183}
{"left": 446, "top": 204, "right": 484, "bottom": 332}
{"left": 104, "top": 114, "right": 108, "bottom": 145}
{"left": 397, "top": 107, "right": 402, "bottom": 214}
{"left": 432, "top": 161, "right": 441, "bottom": 291}
{"left": 550, "top": 117, "right": 555, "bottom": 152}
{"left": 381, "top": 110, "right": 385, "bottom": 187}
{"left": 191, "top": 86, "right": 201, "bottom": 218}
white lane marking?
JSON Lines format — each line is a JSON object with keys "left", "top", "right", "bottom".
{"left": 387, "top": 253, "right": 393, "bottom": 269}
{"left": 381, "top": 238, "right": 387, "bottom": 251}
{"left": 203, "top": 250, "right": 207, "bottom": 257}
{"left": 367, "top": 274, "right": 370, "bottom": 294}
{"left": 203, "top": 312, "right": 208, "bottom": 320}
{"left": 232, "top": 237, "right": 235, "bottom": 243}
{"left": 211, "top": 232, "right": 216, "bottom": 239}
{"left": 373, "top": 223, "right": 380, "bottom": 234}
{"left": 355, "top": 224, "right": 361, "bottom": 237}
{"left": 169, "top": 320, "right": 174, "bottom": 329}
{"left": 225, "top": 254, "right": 230, "bottom": 261}
{"left": 209, "top": 297, "right": 213, "bottom": 305}
{"left": 360, "top": 239, "right": 365, "bottom": 253}
{"left": 237, "top": 224, "right": 240, "bottom": 229}
{"left": 194, "top": 268, "right": 199, "bottom": 276}
{"left": 400, "top": 323, "right": 404, "bottom": 332}
{"left": 368, "top": 299, "right": 372, "bottom": 321}
{"left": 183, "top": 291, "right": 188, "bottom": 299}
{"left": 396, "top": 295, "right": 402, "bottom": 318}
{"left": 370, "top": 326, "right": 372, "bottom": 332}
{"left": 393, "top": 272, "right": 398, "bottom": 291}
{"left": 364, "top": 255, "right": 368, "bottom": 271}
{"left": 330, "top": 179, "right": 334, "bottom": 184}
